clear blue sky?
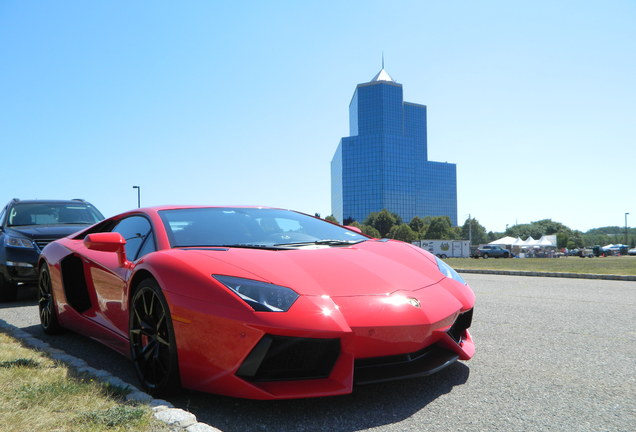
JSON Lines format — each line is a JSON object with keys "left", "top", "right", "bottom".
{"left": 1, "top": 1, "right": 634, "bottom": 233}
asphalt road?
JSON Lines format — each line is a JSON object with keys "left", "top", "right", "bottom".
{"left": 1, "top": 274, "right": 634, "bottom": 432}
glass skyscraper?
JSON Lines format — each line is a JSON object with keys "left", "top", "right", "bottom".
{"left": 331, "top": 69, "right": 458, "bottom": 225}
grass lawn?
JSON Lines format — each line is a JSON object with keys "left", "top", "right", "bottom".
{"left": 446, "top": 255, "right": 636, "bottom": 276}
{"left": 0, "top": 332, "right": 170, "bottom": 432}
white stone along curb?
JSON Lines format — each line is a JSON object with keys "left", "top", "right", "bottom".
{"left": 0, "top": 319, "right": 221, "bottom": 432}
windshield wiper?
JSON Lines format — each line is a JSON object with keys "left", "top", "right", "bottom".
{"left": 274, "top": 239, "right": 365, "bottom": 247}
{"left": 179, "top": 243, "right": 290, "bottom": 251}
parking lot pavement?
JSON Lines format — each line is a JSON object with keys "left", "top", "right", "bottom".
{"left": 1, "top": 275, "right": 635, "bottom": 431}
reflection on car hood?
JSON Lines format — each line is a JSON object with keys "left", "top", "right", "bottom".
{"left": 173, "top": 240, "right": 443, "bottom": 297}
{"left": 6, "top": 225, "right": 90, "bottom": 240}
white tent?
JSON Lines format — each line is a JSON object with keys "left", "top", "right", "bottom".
{"left": 537, "top": 235, "right": 557, "bottom": 247}
{"left": 489, "top": 236, "right": 517, "bottom": 246}
{"left": 522, "top": 236, "right": 538, "bottom": 247}
{"left": 491, "top": 235, "right": 557, "bottom": 248}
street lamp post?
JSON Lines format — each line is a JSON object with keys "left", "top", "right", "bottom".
{"left": 626, "top": 212, "right": 630, "bottom": 246}
{"left": 132, "top": 186, "right": 141, "bottom": 208}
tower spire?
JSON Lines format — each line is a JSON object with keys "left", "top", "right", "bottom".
{"left": 371, "top": 53, "right": 394, "bottom": 82}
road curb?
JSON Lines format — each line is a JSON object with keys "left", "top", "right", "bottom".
{"left": 0, "top": 318, "right": 221, "bottom": 432}
{"left": 456, "top": 269, "right": 636, "bottom": 281}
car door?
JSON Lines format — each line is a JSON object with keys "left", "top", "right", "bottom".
{"left": 86, "top": 215, "right": 156, "bottom": 338}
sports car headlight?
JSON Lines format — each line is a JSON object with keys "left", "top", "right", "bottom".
{"left": 435, "top": 257, "right": 467, "bottom": 285}
{"left": 4, "top": 235, "right": 35, "bottom": 249}
{"left": 213, "top": 275, "right": 299, "bottom": 312}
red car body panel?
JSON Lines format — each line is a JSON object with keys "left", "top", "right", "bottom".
{"left": 39, "top": 206, "right": 475, "bottom": 400}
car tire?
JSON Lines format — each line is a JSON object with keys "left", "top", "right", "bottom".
{"left": 129, "top": 278, "right": 180, "bottom": 397}
{"left": 483, "top": 253, "right": 489, "bottom": 259}
{"left": 504, "top": 253, "right": 510, "bottom": 258}
{"left": 38, "top": 264, "right": 64, "bottom": 334}
{"left": 0, "top": 274, "right": 18, "bottom": 302}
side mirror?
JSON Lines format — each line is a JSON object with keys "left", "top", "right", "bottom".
{"left": 345, "top": 225, "right": 362, "bottom": 234}
{"left": 84, "top": 232, "right": 128, "bottom": 267}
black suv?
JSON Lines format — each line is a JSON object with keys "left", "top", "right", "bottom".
{"left": 0, "top": 199, "right": 104, "bottom": 301}
{"left": 472, "top": 245, "right": 511, "bottom": 259}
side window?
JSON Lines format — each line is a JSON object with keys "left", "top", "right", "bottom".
{"left": 0, "top": 206, "right": 6, "bottom": 227}
{"left": 111, "top": 216, "right": 154, "bottom": 261}
{"left": 137, "top": 233, "right": 156, "bottom": 259}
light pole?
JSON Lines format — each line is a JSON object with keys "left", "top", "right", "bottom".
{"left": 626, "top": 212, "right": 630, "bottom": 246}
{"left": 132, "top": 186, "right": 141, "bottom": 208}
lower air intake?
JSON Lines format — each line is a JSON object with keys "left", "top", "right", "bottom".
{"left": 448, "top": 308, "right": 473, "bottom": 344}
{"left": 237, "top": 335, "right": 340, "bottom": 382}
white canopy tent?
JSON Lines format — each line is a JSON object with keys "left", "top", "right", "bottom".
{"left": 488, "top": 236, "right": 517, "bottom": 246}
{"left": 489, "top": 235, "right": 557, "bottom": 248}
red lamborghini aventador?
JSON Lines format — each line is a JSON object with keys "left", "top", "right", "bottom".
{"left": 38, "top": 206, "right": 475, "bottom": 399}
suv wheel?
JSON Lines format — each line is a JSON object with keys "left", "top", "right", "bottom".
{"left": 482, "top": 253, "right": 489, "bottom": 259}
{"left": 0, "top": 274, "right": 18, "bottom": 302}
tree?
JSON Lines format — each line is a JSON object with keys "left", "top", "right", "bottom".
{"left": 361, "top": 225, "right": 381, "bottom": 238}
{"left": 460, "top": 217, "right": 488, "bottom": 245}
{"left": 324, "top": 215, "right": 338, "bottom": 224}
{"left": 388, "top": 224, "right": 417, "bottom": 243}
{"left": 556, "top": 232, "right": 569, "bottom": 249}
{"left": 423, "top": 216, "right": 456, "bottom": 240}
{"left": 409, "top": 216, "right": 426, "bottom": 234}
{"left": 364, "top": 209, "right": 401, "bottom": 237}
{"left": 506, "top": 219, "right": 573, "bottom": 240}
{"left": 566, "top": 231, "right": 585, "bottom": 249}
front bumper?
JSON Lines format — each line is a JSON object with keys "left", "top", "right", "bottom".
{"left": 171, "top": 282, "right": 475, "bottom": 400}
{"left": 2, "top": 248, "right": 40, "bottom": 283}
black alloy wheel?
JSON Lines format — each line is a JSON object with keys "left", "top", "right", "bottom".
{"left": 38, "top": 265, "right": 63, "bottom": 334}
{"left": 129, "top": 278, "right": 180, "bottom": 396}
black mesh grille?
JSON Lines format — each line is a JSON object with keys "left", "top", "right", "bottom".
{"left": 237, "top": 335, "right": 340, "bottom": 382}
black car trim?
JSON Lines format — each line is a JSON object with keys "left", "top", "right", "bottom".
{"left": 61, "top": 254, "right": 92, "bottom": 313}
{"left": 354, "top": 345, "right": 459, "bottom": 385}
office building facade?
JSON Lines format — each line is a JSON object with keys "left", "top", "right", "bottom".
{"left": 331, "top": 69, "right": 458, "bottom": 225}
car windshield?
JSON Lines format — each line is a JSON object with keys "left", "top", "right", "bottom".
{"left": 159, "top": 208, "right": 368, "bottom": 248}
{"left": 8, "top": 203, "right": 104, "bottom": 226}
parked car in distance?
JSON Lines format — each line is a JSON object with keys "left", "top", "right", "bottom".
{"left": 0, "top": 198, "right": 104, "bottom": 301}
{"left": 627, "top": 248, "right": 636, "bottom": 256}
{"left": 472, "top": 245, "right": 511, "bottom": 259}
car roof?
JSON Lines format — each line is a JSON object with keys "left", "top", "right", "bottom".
{"left": 8, "top": 199, "right": 92, "bottom": 205}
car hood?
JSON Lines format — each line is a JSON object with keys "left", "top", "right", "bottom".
{"left": 5, "top": 225, "right": 89, "bottom": 240}
{"left": 170, "top": 240, "right": 445, "bottom": 297}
